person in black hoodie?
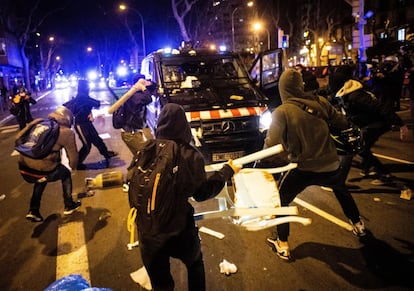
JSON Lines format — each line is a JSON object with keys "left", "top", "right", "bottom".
{"left": 70, "top": 80, "right": 117, "bottom": 169}
{"left": 332, "top": 72, "right": 409, "bottom": 185}
{"left": 135, "top": 103, "right": 239, "bottom": 291}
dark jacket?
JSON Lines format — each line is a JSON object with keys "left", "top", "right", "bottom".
{"left": 72, "top": 93, "right": 100, "bottom": 125}
{"left": 265, "top": 69, "right": 348, "bottom": 172}
{"left": 335, "top": 79, "right": 404, "bottom": 128}
{"left": 155, "top": 103, "right": 234, "bottom": 233}
{"left": 122, "top": 90, "right": 152, "bottom": 131}
{"left": 13, "top": 92, "right": 36, "bottom": 122}
{"left": 18, "top": 106, "right": 78, "bottom": 172}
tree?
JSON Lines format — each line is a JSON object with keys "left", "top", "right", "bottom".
{"left": 0, "top": 0, "right": 66, "bottom": 90}
{"left": 171, "top": 0, "right": 200, "bottom": 43}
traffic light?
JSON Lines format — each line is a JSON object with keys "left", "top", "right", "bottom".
{"left": 282, "top": 35, "right": 289, "bottom": 48}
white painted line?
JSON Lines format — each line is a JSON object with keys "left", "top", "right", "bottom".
{"left": 99, "top": 133, "right": 111, "bottom": 139}
{"left": 56, "top": 221, "right": 90, "bottom": 284}
{"left": 373, "top": 153, "right": 414, "bottom": 165}
{"left": 293, "top": 197, "right": 353, "bottom": 231}
{"left": 2, "top": 127, "right": 18, "bottom": 134}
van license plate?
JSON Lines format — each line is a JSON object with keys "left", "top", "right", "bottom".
{"left": 212, "top": 151, "right": 245, "bottom": 162}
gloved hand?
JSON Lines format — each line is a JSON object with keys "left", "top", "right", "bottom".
{"left": 133, "top": 78, "right": 147, "bottom": 91}
{"left": 227, "top": 159, "right": 241, "bottom": 174}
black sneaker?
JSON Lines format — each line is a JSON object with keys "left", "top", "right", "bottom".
{"left": 26, "top": 210, "right": 43, "bottom": 222}
{"left": 359, "top": 168, "right": 377, "bottom": 177}
{"left": 266, "top": 237, "right": 291, "bottom": 261}
{"left": 77, "top": 163, "right": 87, "bottom": 170}
{"left": 64, "top": 201, "right": 81, "bottom": 215}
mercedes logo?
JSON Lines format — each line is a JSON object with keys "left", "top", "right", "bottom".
{"left": 221, "top": 121, "right": 236, "bottom": 133}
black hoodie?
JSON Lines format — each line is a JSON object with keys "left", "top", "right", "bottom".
{"left": 153, "top": 103, "right": 234, "bottom": 234}
{"left": 265, "top": 69, "right": 348, "bottom": 172}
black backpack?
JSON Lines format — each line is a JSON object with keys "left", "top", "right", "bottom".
{"left": 128, "top": 139, "right": 179, "bottom": 236}
{"left": 112, "top": 104, "right": 126, "bottom": 129}
{"left": 15, "top": 118, "right": 60, "bottom": 159}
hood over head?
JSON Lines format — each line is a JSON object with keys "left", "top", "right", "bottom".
{"left": 278, "top": 69, "right": 315, "bottom": 102}
{"left": 77, "top": 80, "right": 89, "bottom": 96}
{"left": 335, "top": 79, "right": 363, "bottom": 98}
{"left": 48, "top": 106, "right": 73, "bottom": 127}
{"left": 329, "top": 72, "right": 351, "bottom": 95}
{"left": 156, "top": 103, "right": 192, "bottom": 143}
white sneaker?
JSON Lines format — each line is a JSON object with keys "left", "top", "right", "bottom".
{"left": 351, "top": 220, "right": 366, "bottom": 237}
{"left": 122, "top": 183, "right": 129, "bottom": 193}
{"left": 266, "top": 237, "right": 291, "bottom": 261}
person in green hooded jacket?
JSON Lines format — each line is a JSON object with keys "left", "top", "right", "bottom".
{"left": 265, "top": 69, "right": 366, "bottom": 262}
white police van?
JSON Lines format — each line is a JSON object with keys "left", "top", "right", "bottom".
{"left": 140, "top": 44, "right": 283, "bottom": 163}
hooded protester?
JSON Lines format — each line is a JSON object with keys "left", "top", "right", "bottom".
{"left": 71, "top": 80, "right": 117, "bottom": 169}
{"left": 264, "top": 69, "right": 366, "bottom": 261}
{"left": 17, "top": 106, "right": 81, "bottom": 222}
{"left": 333, "top": 74, "right": 408, "bottom": 185}
{"left": 135, "top": 103, "right": 239, "bottom": 291}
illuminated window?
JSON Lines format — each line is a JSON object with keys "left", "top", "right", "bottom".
{"left": 0, "top": 39, "right": 6, "bottom": 56}
{"left": 397, "top": 28, "right": 406, "bottom": 41}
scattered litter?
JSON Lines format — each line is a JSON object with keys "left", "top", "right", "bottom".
{"left": 373, "top": 197, "right": 381, "bottom": 202}
{"left": 0, "top": 194, "right": 5, "bottom": 201}
{"left": 219, "top": 259, "right": 237, "bottom": 275}
{"left": 130, "top": 266, "right": 152, "bottom": 290}
{"left": 400, "top": 187, "right": 413, "bottom": 201}
{"left": 127, "top": 241, "right": 139, "bottom": 250}
{"left": 199, "top": 226, "right": 225, "bottom": 239}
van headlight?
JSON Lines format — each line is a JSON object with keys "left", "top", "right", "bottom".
{"left": 259, "top": 110, "right": 272, "bottom": 132}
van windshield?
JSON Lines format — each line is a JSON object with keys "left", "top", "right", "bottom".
{"left": 160, "top": 56, "right": 265, "bottom": 109}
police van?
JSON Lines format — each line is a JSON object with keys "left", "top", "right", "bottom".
{"left": 140, "top": 44, "right": 283, "bottom": 163}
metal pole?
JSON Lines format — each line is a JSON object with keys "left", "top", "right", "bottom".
{"left": 358, "top": 0, "right": 366, "bottom": 62}
{"left": 266, "top": 29, "right": 270, "bottom": 50}
{"left": 133, "top": 9, "right": 146, "bottom": 57}
{"left": 231, "top": 7, "right": 239, "bottom": 52}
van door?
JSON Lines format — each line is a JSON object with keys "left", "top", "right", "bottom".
{"left": 249, "top": 49, "right": 284, "bottom": 110}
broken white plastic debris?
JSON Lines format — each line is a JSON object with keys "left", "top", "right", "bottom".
{"left": 199, "top": 226, "right": 225, "bottom": 239}
{"left": 219, "top": 259, "right": 237, "bottom": 275}
{"left": 130, "top": 266, "right": 152, "bottom": 290}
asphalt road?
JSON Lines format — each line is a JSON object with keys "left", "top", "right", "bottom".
{"left": 0, "top": 88, "right": 413, "bottom": 290}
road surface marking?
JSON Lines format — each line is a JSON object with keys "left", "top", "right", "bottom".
{"left": 293, "top": 197, "right": 353, "bottom": 231}
{"left": 56, "top": 221, "right": 90, "bottom": 284}
{"left": 0, "top": 124, "right": 19, "bottom": 134}
{"left": 373, "top": 153, "right": 414, "bottom": 164}
{"left": 99, "top": 133, "right": 111, "bottom": 139}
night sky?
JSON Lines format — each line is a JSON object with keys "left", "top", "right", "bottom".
{"left": 5, "top": 0, "right": 352, "bottom": 74}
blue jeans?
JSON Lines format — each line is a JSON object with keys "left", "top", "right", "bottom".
{"left": 30, "top": 164, "right": 74, "bottom": 211}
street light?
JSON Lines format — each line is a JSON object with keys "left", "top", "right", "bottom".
{"left": 119, "top": 4, "right": 146, "bottom": 57}
{"left": 253, "top": 22, "right": 270, "bottom": 50}
{"left": 231, "top": 1, "right": 254, "bottom": 52}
